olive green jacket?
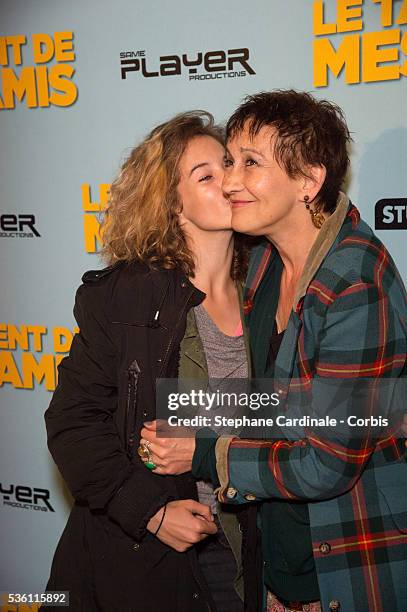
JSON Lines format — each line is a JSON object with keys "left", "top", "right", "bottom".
{"left": 178, "top": 291, "right": 251, "bottom": 601}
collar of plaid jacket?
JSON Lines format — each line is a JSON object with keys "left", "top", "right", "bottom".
{"left": 243, "top": 192, "right": 360, "bottom": 316}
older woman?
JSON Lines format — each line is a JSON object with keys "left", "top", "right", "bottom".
{"left": 141, "top": 91, "right": 407, "bottom": 612}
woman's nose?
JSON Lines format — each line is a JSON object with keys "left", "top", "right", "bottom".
{"left": 222, "top": 166, "right": 244, "bottom": 195}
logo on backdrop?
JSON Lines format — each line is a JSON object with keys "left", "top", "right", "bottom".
{"left": 82, "top": 183, "right": 109, "bottom": 253}
{"left": 0, "top": 213, "right": 41, "bottom": 238}
{"left": 120, "top": 47, "right": 256, "bottom": 81}
{"left": 0, "top": 323, "right": 78, "bottom": 391}
{"left": 0, "top": 31, "right": 78, "bottom": 109}
{"left": 1, "top": 482, "right": 55, "bottom": 512}
{"left": 375, "top": 198, "right": 407, "bottom": 229}
{"left": 313, "top": 0, "right": 407, "bottom": 87}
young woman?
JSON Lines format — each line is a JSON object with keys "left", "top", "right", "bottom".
{"left": 140, "top": 91, "right": 407, "bottom": 612}
{"left": 43, "top": 111, "right": 250, "bottom": 612}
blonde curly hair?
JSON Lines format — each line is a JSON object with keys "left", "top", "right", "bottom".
{"left": 100, "top": 111, "right": 250, "bottom": 281}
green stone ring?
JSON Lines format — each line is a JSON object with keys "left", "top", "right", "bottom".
{"left": 145, "top": 461, "right": 157, "bottom": 470}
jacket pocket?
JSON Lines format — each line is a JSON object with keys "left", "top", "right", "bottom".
{"left": 378, "top": 484, "right": 407, "bottom": 533}
{"left": 125, "top": 359, "right": 141, "bottom": 456}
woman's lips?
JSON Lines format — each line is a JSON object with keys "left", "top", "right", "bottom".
{"left": 230, "top": 200, "right": 254, "bottom": 208}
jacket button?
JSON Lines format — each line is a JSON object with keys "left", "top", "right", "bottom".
{"left": 329, "top": 601, "right": 340, "bottom": 611}
{"left": 157, "top": 358, "right": 162, "bottom": 363}
{"left": 133, "top": 543, "right": 140, "bottom": 550}
{"left": 226, "top": 487, "right": 237, "bottom": 499}
{"left": 244, "top": 493, "right": 256, "bottom": 501}
{"left": 319, "top": 542, "right": 331, "bottom": 555}
{"left": 192, "top": 592, "right": 199, "bottom": 599}
{"left": 181, "top": 281, "right": 187, "bottom": 288}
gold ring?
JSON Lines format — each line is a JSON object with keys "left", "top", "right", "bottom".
{"left": 137, "top": 444, "right": 150, "bottom": 460}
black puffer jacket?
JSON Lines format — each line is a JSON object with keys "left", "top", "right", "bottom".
{"left": 44, "top": 261, "right": 217, "bottom": 612}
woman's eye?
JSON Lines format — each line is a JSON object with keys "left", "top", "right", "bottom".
{"left": 198, "top": 175, "right": 212, "bottom": 182}
{"left": 224, "top": 158, "right": 233, "bottom": 168}
{"left": 245, "top": 158, "right": 258, "bottom": 167}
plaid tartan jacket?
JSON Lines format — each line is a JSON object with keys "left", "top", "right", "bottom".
{"left": 214, "top": 195, "right": 407, "bottom": 612}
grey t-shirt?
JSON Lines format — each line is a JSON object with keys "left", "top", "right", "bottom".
{"left": 194, "top": 303, "right": 248, "bottom": 513}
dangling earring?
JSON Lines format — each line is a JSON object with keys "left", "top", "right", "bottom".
{"left": 303, "top": 195, "right": 325, "bottom": 229}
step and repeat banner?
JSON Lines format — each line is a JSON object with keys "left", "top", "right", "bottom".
{"left": 1, "top": 0, "right": 406, "bottom": 607}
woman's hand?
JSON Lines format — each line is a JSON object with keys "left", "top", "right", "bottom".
{"left": 140, "top": 420, "right": 196, "bottom": 475}
{"left": 147, "top": 500, "right": 217, "bottom": 552}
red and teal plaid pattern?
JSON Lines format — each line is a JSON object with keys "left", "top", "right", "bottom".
{"left": 217, "top": 202, "right": 407, "bottom": 611}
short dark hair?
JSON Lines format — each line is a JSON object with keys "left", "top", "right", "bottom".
{"left": 226, "top": 90, "right": 352, "bottom": 214}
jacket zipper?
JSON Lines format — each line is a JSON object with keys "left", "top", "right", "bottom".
{"left": 158, "top": 287, "right": 195, "bottom": 378}
{"left": 125, "top": 359, "right": 141, "bottom": 456}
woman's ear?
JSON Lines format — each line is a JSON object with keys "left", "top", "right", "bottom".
{"left": 174, "top": 188, "right": 185, "bottom": 225}
{"left": 177, "top": 207, "right": 186, "bottom": 226}
{"left": 302, "top": 164, "right": 326, "bottom": 202}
